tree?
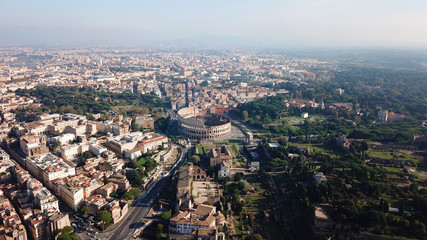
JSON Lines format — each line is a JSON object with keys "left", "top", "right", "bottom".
{"left": 131, "top": 123, "right": 139, "bottom": 132}
{"left": 124, "top": 192, "right": 134, "bottom": 200}
{"left": 160, "top": 210, "right": 172, "bottom": 220}
{"left": 80, "top": 206, "right": 90, "bottom": 216}
{"left": 128, "top": 188, "right": 142, "bottom": 197}
{"left": 124, "top": 188, "right": 142, "bottom": 200}
{"left": 129, "top": 169, "right": 145, "bottom": 185}
{"left": 382, "top": 199, "right": 389, "bottom": 213}
{"left": 200, "top": 80, "right": 209, "bottom": 87}
{"left": 109, "top": 191, "right": 118, "bottom": 198}
{"left": 242, "top": 110, "right": 249, "bottom": 120}
{"left": 53, "top": 139, "right": 62, "bottom": 151}
{"left": 302, "top": 119, "right": 313, "bottom": 138}
{"left": 238, "top": 181, "right": 248, "bottom": 194}
{"left": 189, "top": 155, "right": 200, "bottom": 164}
{"left": 97, "top": 210, "right": 112, "bottom": 230}
{"left": 57, "top": 226, "right": 77, "bottom": 240}
{"left": 156, "top": 223, "right": 164, "bottom": 239}
{"left": 82, "top": 151, "right": 93, "bottom": 160}
{"left": 234, "top": 172, "right": 243, "bottom": 181}
{"left": 246, "top": 234, "right": 263, "bottom": 240}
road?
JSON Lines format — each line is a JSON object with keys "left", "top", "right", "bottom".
{"left": 93, "top": 148, "right": 187, "bottom": 240}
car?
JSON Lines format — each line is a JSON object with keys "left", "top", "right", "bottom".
{"left": 95, "top": 232, "right": 98, "bottom": 234}
{"left": 87, "top": 233, "right": 90, "bottom": 236}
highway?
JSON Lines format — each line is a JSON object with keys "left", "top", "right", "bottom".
{"left": 96, "top": 148, "right": 187, "bottom": 240}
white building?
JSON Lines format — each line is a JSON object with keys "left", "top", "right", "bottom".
{"left": 34, "top": 188, "right": 60, "bottom": 213}
{"left": 89, "top": 144, "right": 107, "bottom": 156}
{"left": 218, "top": 165, "right": 231, "bottom": 178}
{"left": 124, "top": 149, "right": 142, "bottom": 160}
{"left": 107, "top": 132, "right": 146, "bottom": 153}
{"left": 65, "top": 125, "right": 87, "bottom": 137}
{"left": 137, "top": 135, "right": 169, "bottom": 153}
{"left": 57, "top": 183, "right": 84, "bottom": 211}
{"left": 26, "top": 153, "right": 76, "bottom": 187}
{"left": 60, "top": 143, "right": 89, "bottom": 161}
{"left": 52, "top": 133, "right": 75, "bottom": 145}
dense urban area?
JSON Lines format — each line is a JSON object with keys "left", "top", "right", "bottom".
{"left": 0, "top": 47, "right": 426, "bottom": 240}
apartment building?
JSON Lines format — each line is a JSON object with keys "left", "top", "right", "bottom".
{"left": 0, "top": 191, "right": 28, "bottom": 240}
{"left": 25, "top": 153, "right": 75, "bottom": 188}
{"left": 19, "top": 134, "right": 48, "bottom": 158}
{"left": 169, "top": 204, "right": 218, "bottom": 235}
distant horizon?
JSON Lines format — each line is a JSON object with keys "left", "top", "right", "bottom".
{"left": 1, "top": 40, "right": 427, "bottom": 51}
{"left": 1, "top": 0, "right": 427, "bottom": 49}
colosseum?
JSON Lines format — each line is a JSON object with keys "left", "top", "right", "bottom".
{"left": 177, "top": 107, "right": 231, "bottom": 140}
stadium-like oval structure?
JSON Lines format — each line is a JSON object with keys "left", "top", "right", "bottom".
{"left": 177, "top": 107, "right": 231, "bottom": 140}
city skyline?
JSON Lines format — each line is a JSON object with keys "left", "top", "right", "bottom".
{"left": 1, "top": 0, "right": 427, "bottom": 48}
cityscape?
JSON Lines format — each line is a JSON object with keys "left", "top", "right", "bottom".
{"left": 0, "top": 1, "right": 427, "bottom": 240}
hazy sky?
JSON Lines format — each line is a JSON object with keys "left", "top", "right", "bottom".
{"left": 1, "top": 0, "right": 427, "bottom": 48}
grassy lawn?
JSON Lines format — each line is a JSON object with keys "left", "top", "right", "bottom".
{"left": 367, "top": 149, "right": 394, "bottom": 159}
{"left": 387, "top": 198, "right": 400, "bottom": 207}
{"left": 196, "top": 145, "right": 214, "bottom": 154}
{"left": 289, "top": 126, "right": 300, "bottom": 132}
{"left": 367, "top": 149, "right": 423, "bottom": 164}
{"left": 294, "top": 143, "right": 347, "bottom": 157}
{"left": 243, "top": 194, "right": 265, "bottom": 213}
{"left": 243, "top": 174, "right": 267, "bottom": 214}
{"left": 384, "top": 167, "right": 402, "bottom": 173}
{"left": 245, "top": 175, "right": 262, "bottom": 190}
{"left": 230, "top": 144, "right": 239, "bottom": 156}
{"left": 310, "top": 114, "right": 327, "bottom": 121}
{"left": 196, "top": 146, "right": 203, "bottom": 154}
{"left": 215, "top": 140, "right": 244, "bottom": 145}
{"left": 284, "top": 116, "right": 304, "bottom": 125}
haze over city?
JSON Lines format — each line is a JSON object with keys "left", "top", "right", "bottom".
{"left": 0, "top": 1, "right": 427, "bottom": 240}
{"left": 1, "top": 0, "right": 427, "bottom": 48}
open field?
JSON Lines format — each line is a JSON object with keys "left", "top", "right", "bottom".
{"left": 283, "top": 114, "right": 327, "bottom": 126}
{"left": 367, "top": 149, "right": 423, "bottom": 164}
{"left": 292, "top": 143, "right": 348, "bottom": 157}
{"left": 242, "top": 175, "right": 268, "bottom": 214}
{"left": 383, "top": 167, "right": 402, "bottom": 173}
{"left": 196, "top": 145, "right": 214, "bottom": 154}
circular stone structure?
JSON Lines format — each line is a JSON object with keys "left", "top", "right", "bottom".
{"left": 177, "top": 107, "right": 231, "bottom": 140}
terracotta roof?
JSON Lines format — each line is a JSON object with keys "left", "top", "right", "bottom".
{"left": 194, "top": 204, "right": 215, "bottom": 216}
